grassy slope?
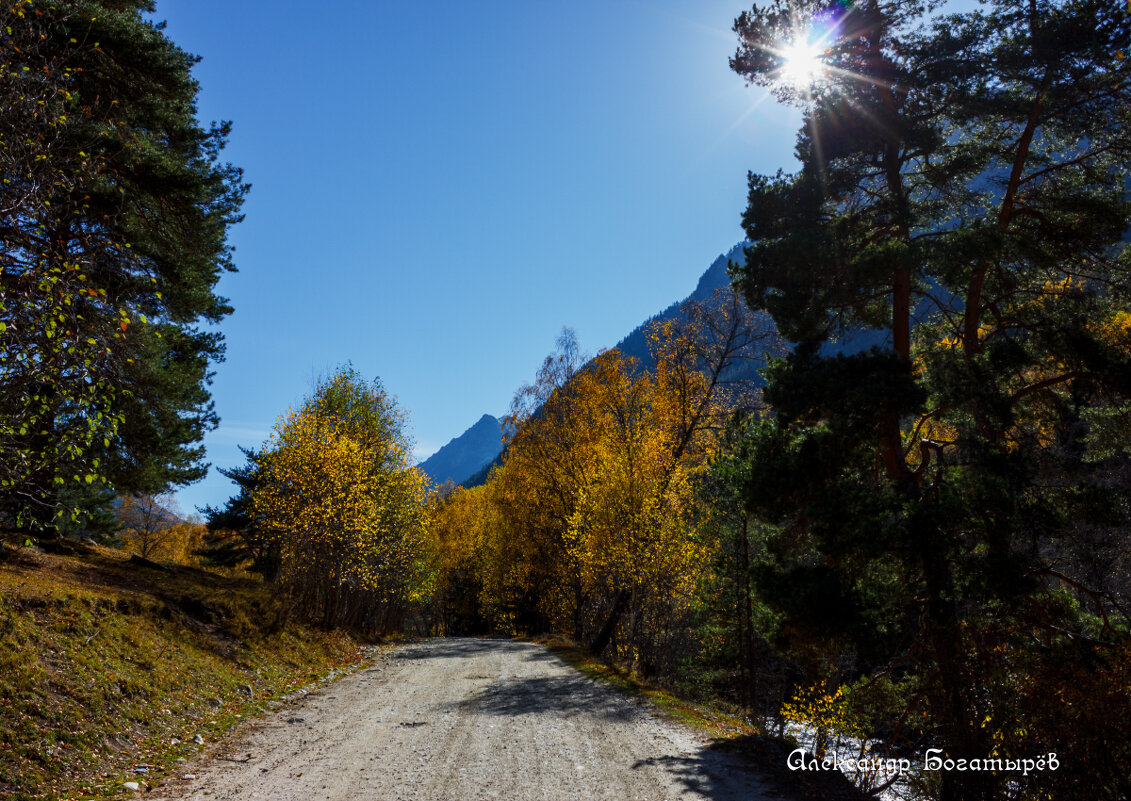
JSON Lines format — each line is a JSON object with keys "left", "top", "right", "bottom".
{"left": 0, "top": 539, "right": 372, "bottom": 801}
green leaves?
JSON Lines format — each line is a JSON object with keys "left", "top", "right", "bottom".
{"left": 0, "top": 0, "right": 247, "bottom": 527}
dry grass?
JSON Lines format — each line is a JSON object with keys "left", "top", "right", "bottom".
{"left": 0, "top": 538, "right": 374, "bottom": 800}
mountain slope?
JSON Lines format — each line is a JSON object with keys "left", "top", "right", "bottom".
{"left": 613, "top": 243, "right": 745, "bottom": 370}
{"left": 418, "top": 414, "right": 504, "bottom": 487}
{"left": 457, "top": 244, "right": 762, "bottom": 489}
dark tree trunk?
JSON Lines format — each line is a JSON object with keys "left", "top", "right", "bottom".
{"left": 589, "top": 588, "right": 630, "bottom": 656}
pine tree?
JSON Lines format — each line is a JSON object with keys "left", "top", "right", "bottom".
{"left": 729, "top": 1, "right": 1130, "bottom": 798}
{"left": 198, "top": 447, "right": 281, "bottom": 581}
{"left": 0, "top": 1, "right": 247, "bottom": 529}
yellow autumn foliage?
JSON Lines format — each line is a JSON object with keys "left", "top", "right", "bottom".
{"left": 427, "top": 299, "right": 771, "bottom": 668}
{"left": 253, "top": 368, "right": 430, "bottom": 632}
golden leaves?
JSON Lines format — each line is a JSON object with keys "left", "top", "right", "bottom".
{"left": 430, "top": 312, "right": 754, "bottom": 642}
{"left": 252, "top": 369, "right": 430, "bottom": 625}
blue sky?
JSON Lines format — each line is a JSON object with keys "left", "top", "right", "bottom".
{"left": 157, "top": 0, "right": 812, "bottom": 514}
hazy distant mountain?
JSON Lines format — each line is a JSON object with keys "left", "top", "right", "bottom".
{"left": 112, "top": 493, "right": 185, "bottom": 527}
{"left": 433, "top": 240, "right": 916, "bottom": 489}
{"left": 418, "top": 413, "right": 504, "bottom": 487}
{"left": 428, "top": 196, "right": 1131, "bottom": 491}
{"left": 458, "top": 243, "right": 765, "bottom": 489}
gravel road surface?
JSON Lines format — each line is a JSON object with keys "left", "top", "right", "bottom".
{"left": 153, "top": 638, "right": 782, "bottom": 801}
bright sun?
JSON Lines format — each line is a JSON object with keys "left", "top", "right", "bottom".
{"left": 780, "top": 38, "right": 824, "bottom": 88}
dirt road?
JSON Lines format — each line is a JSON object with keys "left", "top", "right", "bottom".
{"left": 153, "top": 638, "right": 782, "bottom": 801}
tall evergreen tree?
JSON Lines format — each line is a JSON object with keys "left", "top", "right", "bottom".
{"left": 0, "top": 1, "right": 247, "bottom": 528}
{"left": 730, "top": 1, "right": 1130, "bottom": 798}
{"left": 197, "top": 446, "right": 281, "bottom": 581}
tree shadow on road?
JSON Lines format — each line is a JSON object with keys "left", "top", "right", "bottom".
{"left": 392, "top": 638, "right": 530, "bottom": 660}
{"left": 441, "top": 673, "right": 645, "bottom": 722}
{"left": 521, "top": 648, "right": 560, "bottom": 663}
{"left": 632, "top": 736, "right": 869, "bottom": 801}
{"left": 630, "top": 750, "right": 774, "bottom": 801}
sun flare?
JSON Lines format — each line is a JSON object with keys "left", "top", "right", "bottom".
{"left": 780, "top": 38, "right": 824, "bottom": 88}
